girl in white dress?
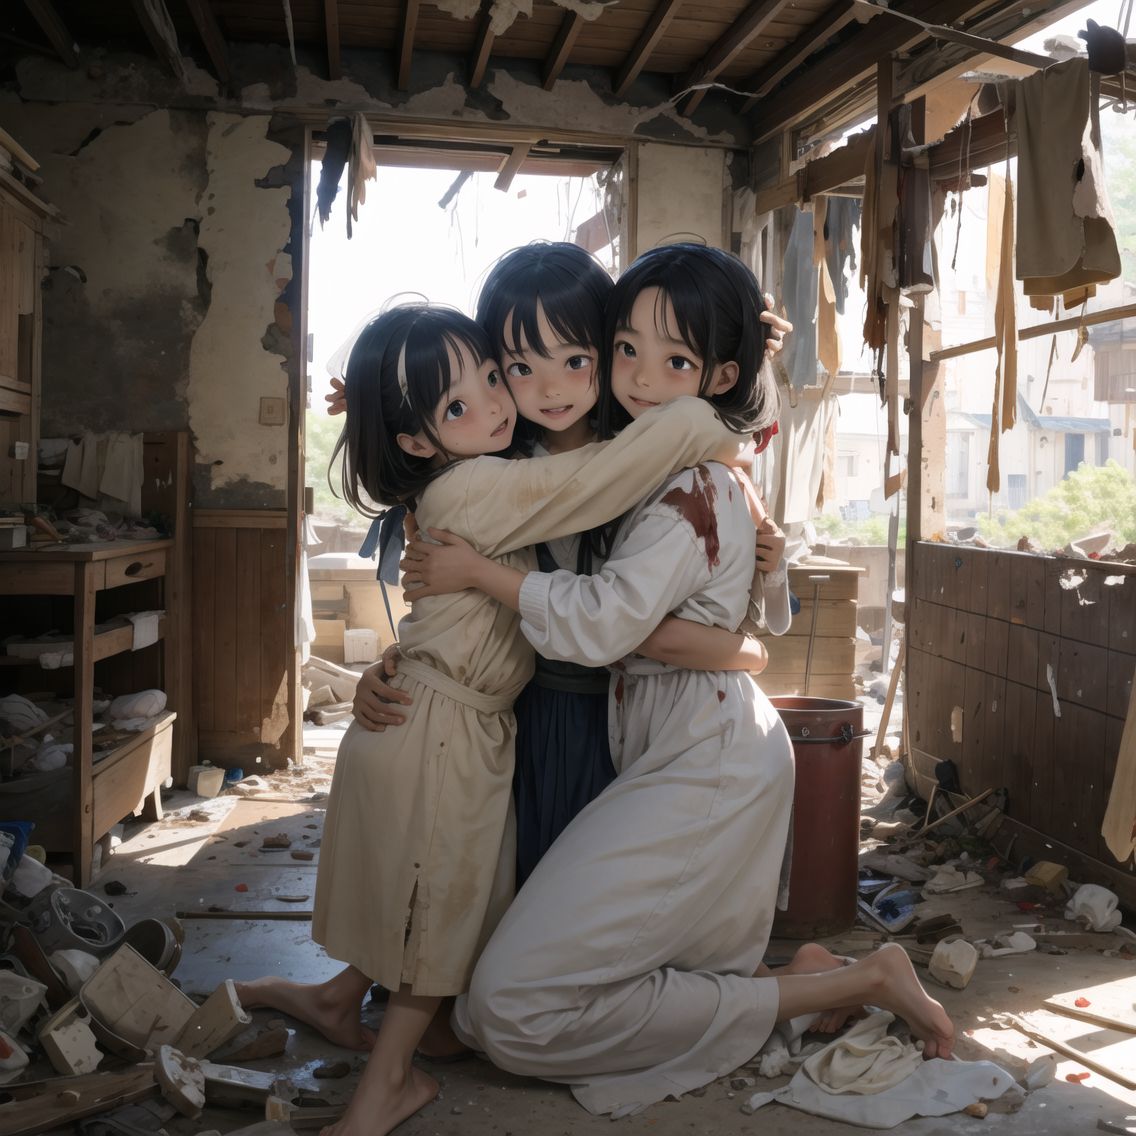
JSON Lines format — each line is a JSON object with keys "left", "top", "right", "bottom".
{"left": 239, "top": 302, "right": 759, "bottom": 1136}
{"left": 402, "top": 245, "right": 955, "bottom": 1117}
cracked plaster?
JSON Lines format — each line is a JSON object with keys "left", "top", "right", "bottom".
{"left": 187, "top": 113, "right": 293, "bottom": 496}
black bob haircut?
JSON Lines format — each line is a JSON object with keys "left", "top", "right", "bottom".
{"left": 476, "top": 242, "right": 612, "bottom": 452}
{"left": 597, "top": 243, "right": 779, "bottom": 439}
{"left": 331, "top": 304, "right": 499, "bottom": 514}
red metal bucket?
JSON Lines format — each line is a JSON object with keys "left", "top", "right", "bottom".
{"left": 771, "top": 696, "right": 866, "bottom": 939}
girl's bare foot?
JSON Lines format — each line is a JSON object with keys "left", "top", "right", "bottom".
{"left": 863, "top": 943, "right": 955, "bottom": 1059}
{"left": 764, "top": 943, "right": 863, "bottom": 1033}
{"left": 234, "top": 976, "right": 376, "bottom": 1051}
{"left": 319, "top": 1063, "right": 438, "bottom": 1136}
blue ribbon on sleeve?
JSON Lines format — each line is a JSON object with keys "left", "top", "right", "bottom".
{"left": 359, "top": 504, "right": 408, "bottom": 634}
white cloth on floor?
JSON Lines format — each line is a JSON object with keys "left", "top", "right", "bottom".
{"left": 801, "top": 1012, "right": 923, "bottom": 1094}
{"left": 746, "top": 1030, "right": 1015, "bottom": 1128}
{"left": 1065, "top": 883, "right": 1123, "bottom": 932}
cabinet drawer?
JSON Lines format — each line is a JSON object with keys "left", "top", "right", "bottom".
{"left": 104, "top": 549, "right": 166, "bottom": 589}
{"left": 0, "top": 560, "right": 100, "bottom": 594}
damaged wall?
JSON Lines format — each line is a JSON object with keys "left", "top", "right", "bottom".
{"left": 634, "top": 143, "right": 728, "bottom": 253}
{"left": 0, "top": 90, "right": 297, "bottom": 508}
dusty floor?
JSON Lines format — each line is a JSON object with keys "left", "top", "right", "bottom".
{"left": 78, "top": 695, "right": 1136, "bottom": 1136}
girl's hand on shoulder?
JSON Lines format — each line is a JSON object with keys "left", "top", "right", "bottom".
{"left": 325, "top": 377, "right": 347, "bottom": 416}
{"left": 761, "top": 296, "right": 792, "bottom": 359}
{"left": 755, "top": 515, "right": 786, "bottom": 572}
{"left": 400, "top": 529, "right": 489, "bottom": 599}
{"left": 353, "top": 646, "right": 412, "bottom": 731}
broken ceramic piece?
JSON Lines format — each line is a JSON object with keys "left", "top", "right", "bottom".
{"left": 155, "top": 1044, "right": 206, "bottom": 1117}
{"left": 0, "top": 971, "right": 48, "bottom": 1035}
{"left": 929, "top": 939, "right": 978, "bottom": 989}
{"left": 176, "top": 979, "right": 252, "bottom": 1058}
{"left": 37, "top": 997, "right": 102, "bottom": 1075}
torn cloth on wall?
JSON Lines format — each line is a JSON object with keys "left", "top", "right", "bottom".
{"left": 1014, "top": 59, "right": 1121, "bottom": 299}
{"left": 316, "top": 117, "right": 352, "bottom": 229}
{"left": 60, "top": 431, "right": 144, "bottom": 517}
{"left": 824, "top": 197, "right": 860, "bottom": 314}
{"left": 813, "top": 198, "right": 841, "bottom": 381}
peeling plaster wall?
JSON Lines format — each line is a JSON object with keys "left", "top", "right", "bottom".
{"left": 187, "top": 114, "right": 292, "bottom": 503}
{"left": 0, "top": 91, "right": 295, "bottom": 507}
{"left": 635, "top": 143, "right": 728, "bottom": 252}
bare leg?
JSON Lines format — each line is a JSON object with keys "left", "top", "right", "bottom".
{"left": 416, "top": 997, "right": 471, "bottom": 1059}
{"left": 234, "top": 965, "right": 376, "bottom": 1050}
{"left": 755, "top": 944, "right": 863, "bottom": 1033}
{"left": 774, "top": 943, "right": 955, "bottom": 1059}
{"left": 319, "top": 986, "right": 441, "bottom": 1136}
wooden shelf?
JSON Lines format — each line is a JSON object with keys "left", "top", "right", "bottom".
{"left": 1, "top": 616, "right": 166, "bottom": 667}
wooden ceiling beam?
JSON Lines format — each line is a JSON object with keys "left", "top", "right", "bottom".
{"left": 397, "top": 0, "right": 420, "bottom": 91}
{"left": 752, "top": 0, "right": 992, "bottom": 142}
{"left": 542, "top": 11, "right": 584, "bottom": 90}
{"left": 325, "top": 0, "right": 341, "bottom": 80}
{"left": 131, "top": 0, "right": 187, "bottom": 79}
{"left": 680, "top": 0, "right": 793, "bottom": 114}
{"left": 22, "top": 0, "right": 78, "bottom": 67}
{"left": 494, "top": 142, "right": 532, "bottom": 191}
{"left": 613, "top": 0, "right": 684, "bottom": 97}
{"left": 740, "top": 0, "right": 859, "bottom": 110}
{"left": 183, "top": 0, "right": 230, "bottom": 84}
{"left": 470, "top": 7, "right": 495, "bottom": 87}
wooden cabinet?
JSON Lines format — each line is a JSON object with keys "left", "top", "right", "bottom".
{"left": 0, "top": 168, "right": 50, "bottom": 506}
{"left": 0, "top": 539, "right": 181, "bottom": 886}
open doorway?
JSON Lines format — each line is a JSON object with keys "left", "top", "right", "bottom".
{"left": 301, "top": 156, "right": 619, "bottom": 679}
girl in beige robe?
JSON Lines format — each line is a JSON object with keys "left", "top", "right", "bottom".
{"left": 246, "top": 302, "right": 755, "bottom": 1136}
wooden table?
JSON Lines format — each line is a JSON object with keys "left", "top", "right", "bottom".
{"left": 0, "top": 539, "right": 178, "bottom": 885}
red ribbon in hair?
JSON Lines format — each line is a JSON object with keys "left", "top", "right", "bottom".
{"left": 753, "top": 421, "right": 779, "bottom": 454}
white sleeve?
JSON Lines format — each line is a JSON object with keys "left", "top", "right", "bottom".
{"left": 746, "top": 558, "right": 792, "bottom": 636}
{"left": 516, "top": 509, "right": 710, "bottom": 667}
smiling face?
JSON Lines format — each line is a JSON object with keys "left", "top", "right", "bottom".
{"left": 500, "top": 302, "right": 598, "bottom": 449}
{"left": 610, "top": 287, "right": 738, "bottom": 420}
{"left": 396, "top": 339, "right": 514, "bottom": 463}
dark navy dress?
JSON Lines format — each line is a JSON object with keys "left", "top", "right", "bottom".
{"left": 512, "top": 541, "right": 616, "bottom": 886}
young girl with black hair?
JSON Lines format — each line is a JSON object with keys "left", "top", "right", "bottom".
{"left": 357, "top": 241, "right": 782, "bottom": 887}
{"left": 236, "top": 300, "right": 765, "bottom": 1136}
{"left": 403, "top": 244, "right": 955, "bottom": 1118}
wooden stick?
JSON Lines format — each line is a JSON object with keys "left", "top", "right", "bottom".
{"left": 1042, "top": 1000, "right": 1136, "bottom": 1036}
{"left": 917, "top": 787, "right": 995, "bottom": 836}
{"left": 871, "top": 633, "right": 905, "bottom": 760}
{"left": 1006, "top": 1014, "right": 1136, "bottom": 1090}
{"left": 176, "top": 910, "right": 312, "bottom": 921}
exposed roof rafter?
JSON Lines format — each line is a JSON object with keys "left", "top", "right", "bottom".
{"left": 613, "top": 0, "right": 684, "bottom": 97}
{"left": 184, "top": 0, "right": 231, "bottom": 84}
{"left": 679, "top": 0, "right": 793, "bottom": 114}
{"left": 470, "top": 6, "right": 495, "bottom": 87}
{"left": 542, "top": 11, "right": 584, "bottom": 89}
{"left": 23, "top": 0, "right": 78, "bottom": 67}
{"left": 131, "top": 0, "right": 187, "bottom": 79}
{"left": 740, "top": 0, "right": 859, "bottom": 110}
{"left": 324, "top": 0, "right": 341, "bottom": 79}
{"left": 397, "top": 0, "right": 420, "bottom": 91}
{"left": 754, "top": 0, "right": 992, "bottom": 141}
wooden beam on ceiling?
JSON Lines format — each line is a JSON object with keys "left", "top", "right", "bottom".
{"left": 131, "top": 0, "right": 187, "bottom": 79}
{"left": 325, "top": 0, "right": 341, "bottom": 80}
{"left": 741, "top": 0, "right": 859, "bottom": 110}
{"left": 752, "top": 126, "right": 873, "bottom": 213}
{"left": 470, "top": 7, "right": 496, "bottom": 87}
{"left": 543, "top": 12, "right": 584, "bottom": 90}
{"left": 613, "top": 0, "right": 684, "bottom": 97}
{"left": 680, "top": 0, "right": 793, "bottom": 114}
{"left": 183, "top": 0, "right": 230, "bottom": 84}
{"left": 397, "top": 0, "right": 420, "bottom": 91}
{"left": 494, "top": 143, "right": 533, "bottom": 192}
{"left": 22, "top": 0, "right": 77, "bottom": 67}
{"left": 752, "top": 0, "right": 991, "bottom": 142}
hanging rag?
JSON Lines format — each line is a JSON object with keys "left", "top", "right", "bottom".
{"left": 61, "top": 432, "right": 100, "bottom": 499}
{"left": 347, "top": 113, "right": 378, "bottom": 238}
{"left": 100, "top": 432, "right": 144, "bottom": 517}
{"left": 316, "top": 117, "right": 353, "bottom": 227}
{"left": 1014, "top": 58, "right": 1121, "bottom": 299}
{"left": 1101, "top": 676, "right": 1136, "bottom": 862}
{"left": 813, "top": 198, "right": 842, "bottom": 381}
{"left": 824, "top": 197, "right": 860, "bottom": 314}
{"left": 125, "top": 611, "right": 163, "bottom": 651}
{"left": 987, "top": 159, "right": 1018, "bottom": 493}
{"left": 783, "top": 206, "right": 820, "bottom": 389}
